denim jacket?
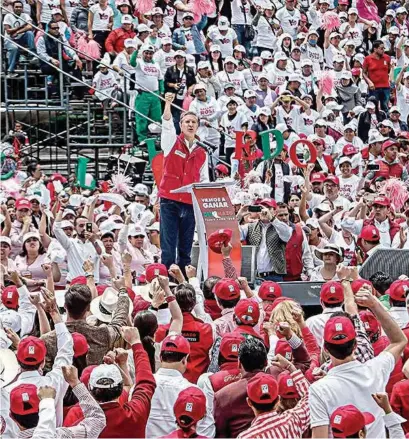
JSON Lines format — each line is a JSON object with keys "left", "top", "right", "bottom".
{"left": 172, "top": 14, "right": 207, "bottom": 54}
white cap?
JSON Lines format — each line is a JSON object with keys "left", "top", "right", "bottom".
{"left": 397, "top": 6, "right": 407, "bottom": 14}
{"left": 315, "top": 118, "right": 327, "bottom": 126}
{"left": 141, "top": 44, "right": 155, "bottom": 52}
{"left": 326, "top": 101, "right": 343, "bottom": 111}
{"left": 0, "top": 310, "right": 21, "bottom": 333}
{"left": 344, "top": 39, "right": 356, "bottom": 47}
{"left": 62, "top": 209, "right": 76, "bottom": 218}
{"left": 259, "top": 106, "right": 271, "bottom": 116}
{"left": 314, "top": 203, "right": 331, "bottom": 213}
{"left": 0, "top": 236, "right": 11, "bottom": 247}
{"left": 218, "top": 16, "right": 230, "bottom": 30}
{"left": 61, "top": 220, "right": 74, "bottom": 229}
{"left": 146, "top": 221, "right": 160, "bottom": 232}
{"left": 134, "top": 183, "right": 149, "bottom": 196}
{"left": 174, "top": 50, "right": 187, "bottom": 58}
{"left": 275, "top": 52, "right": 288, "bottom": 61}
{"left": 224, "top": 56, "right": 238, "bottom": 66}
{"left": 297, "top": 32, "right": 307, "bottom": 39}
{"left": 210, "top": 44, "right": 221, "bottom": 52}
{"left": 96, "top": 212, "right": 109, "bottom": 223}
{"left": 341, "top": 71, "right": 352, "bottom": 80}
{"left": 128, "top": 225, "right": 146, "bottom": 237}
{"left": 389, "top": 26, "right": 400, "bottom": 35}
{"left": 344, "top": 122, "right": 356, "bottom": 131}
{"left": 258, "top": 74, "right": 269, "bottom": 81}
{"left": 354, "top": 53, "right": 365, "bottom": 64}
{"left": 251, "top": 57, "right": 263, "bottom": 65}
{"left": 137, "top": 24, "right": 150, "bottom": 33}
{"left": 234, "top": 45, "right": 246, "bottom": 53}
{"left": 330, "top": 32, "right": 342, "bottom": 39}
{"left": 100, "top": 220, "right": 123, "bottom": 233}
{"left": 403, "top": 71, "right": 409, "bottom": 79}
{"left": 308, "top": 28, "right": 319, "bottom": 36}
{"left": 244, "top": 89, "right": 257, "bottom": 98}
{"left": 322, "top": 109, "right": 334, "bottom": 118}
{"left": 161, "top": 37, "right": 172, "bottom": 45}
{"left": 22, "top": 231, "right": 41, "bottom": 245}
{"left": 333, "top": 54, "right": 345, "bottom": 63}
{"left": 379, "top": 119, "right": 393, "bottom": 128}
{"left": 124, "top": 38, "right": 136, "bottom": 48}
{"left": 348, "top": 7, "right": 358, "bottom": 14}
{"left": 150, "top": 6, "right": 164, "bottom": 14}
{"left": 182, "top": 11, "right": 194, "bottom": 18}
{"left": 276, "top": 123, "right": 289, "bottom": 132}
{"left": 366, "top": 101, "right": 376, "bottom": 109}
{"left": 390, "top": 106, "right": 402, "bottom": 114}
{"left": 193, "top": 83, "right": 206, "bottom": 93}
{"left": 89, "top": 364, "right": 123, "bottom": 389}
{"left": 306, "top": 218, "right": 319, "bottom": 228}
{"left": 319, "top": 0, "right": 330, "bottom": 3}
{"left": 288, "top": 73, "right": 302, "bottom": 82}
{"left": 301, "top": 59, "right": 313, "bottom": 67}
{"left": 52, "top": 8, "right": 62, "bottom": 14}
{"left": 260, "top": 50, "right": 272, "bottom": 60}
{"left": 339, "top": 156, "right": 352, "bottom": 165}
{"left": 197, "top": 61, "right": 210, "bottom": 69}
{"left": 121, "top": 14, "right": 133, "bottom": 24}
{"left": 339, "top": 12, "right": 348, "bottom": 19}
{"left": 351, "top": 105, "right": 365, "bottom": 115}
{"left": 368, "top": 131, "right": 387, "bottom": 144}
{"left": 385, "top": 9, "right": 396, "bottom": 16}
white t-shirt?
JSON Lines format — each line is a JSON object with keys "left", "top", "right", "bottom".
{"left": 329, "top": 229, "right": 356, "bottom": 266}
{"left": 208, "top": 28, "right": 237, "bottom": 58}
{"left": 254, "top": 16, "right": 276, "bottom": 50}
{"left": 339, "top": 22, "right": 364, "bottom": 47}
{"left": 238, "top": 103, "right": 260, "bottom": 127}
{"left": 397, "top": 84, "right": 409, "bottom": 123}
{"left": 163, "top": 4, "right": 177, "bottom": 28}
{"left": 309, "top": 352, "right": 395, "bottom": 438}
{"left": 153, "top": 49, "right": 176, "bottom": 75}
{"left": 339, "top": 174, "right": 361, "bottom": 201}
{"left": 180, "top": 27, "right": 196, "bottom": 54}
{"left": 275, "top": 7, "right": 300, "bottom": 38}
{"left": 276, "top": 105, "right": 302, "bottom": 132}
{"left": 231, "top": 0, "right": 252, "bottom": 25}
{"left": 324, "top": 44, "right": 345, "bottom": 68}
{"left": 39, "top": 0, "right": 61, "bottom": 23}
{"left": 216, "top": 70, "right": 247, "bottom": 95}
{"left": 65, "top": 0, "right": 79, "bottom": 21}
{"left": 220, "top": 111, "right": 248, "bottom": 148}
{"left": 298, "top": 109, "right": 320, "bottom": 136}
{"left": 3, "top": 12, "right": 32, "bottom": 39}
{"left": 90, "top": 3, "right": 114, "bottom": 31}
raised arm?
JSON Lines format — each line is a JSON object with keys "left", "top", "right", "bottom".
{"left": 158, "top": 275, "right": 183, "bottom": 334}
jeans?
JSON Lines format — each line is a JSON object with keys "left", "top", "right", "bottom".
{"left": 232, "top": 24, "right": 250, "bottom": 53}
{"left": 160, "top": 197, "right": 196, "bottom": 270}
{"left": 254, "top": 274, "right": 284, "bottom": 285}
{"left": 369, "top": 87, "right": 391, "bottom": 113}
{"left": 5, "top": 31, "right": 35, "bottom": 72}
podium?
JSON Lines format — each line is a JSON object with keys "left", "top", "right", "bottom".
{"left": 171, "top": 182, "right": 242, "bottom": 281}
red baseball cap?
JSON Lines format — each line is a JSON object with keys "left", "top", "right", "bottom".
{"left": 324, "top": 316, "right": 356, "bottom": 345}
{"left": 15, "top": 198, "right": 31, "bottom": 211}
{"left": 372, "top": 196, "right": 390, "bottom": 207}
{"left": 275, "top": 339, "right": 293, "bottom": 361}
{"left": 247, "top": 372, "right": 278, "bottom": 404}
{"left": 10, "top": 384, "right": 40, "bottom": 416}
{"left": 72, "top": 332, "right": 89, "bottom": 358}
{"left": 219, "top": 333, "right": 245, "bottom": 361}
{"left": 145, "top": 263, "right": 168, "bottom": 283}
{"left": 234, "top": 299, "right": 260, "bottom": 325}
{"left": 70, "top": 276, "right": 87, "bottom": 285}
{"left": 351, "top": 279, "right": 373, "bottom": 295}
{"left": 1, "top": 286, "right": 19, "bottom": 310}
{"left": 258, "top": 281, "right": 282, "bottom": 301}
{"left": 256, "top": 198, "right": 278, "bottom": 209}
{"left": 382, "top": 139, "right": 399, "bottom": 153}
{"left": 342, "top": 144, "right": 358, "bottom": 156}
{"left": 96, "top": 285, "right": 108, "bottom": 296}
{"left": 80, "top": 365, "right": 98, "bottom": 387}
{"left": 359, "top": 225, "right": 380, "bottom": 242}
{"left": 215, "top": 164, "right": 229, "bottom": 176}
{"left": 16, "top": 336, "right": 47, "bottom": 366}
{"left": 320, "top": 281, "right": 344, "bottom": 305}
{"left": 174, "top": 387, "right": 207, "bottom": 427}
{"left": 214, "top": 278, "right": 240, "bottom": 301}
{"left": 330, "top": 405, "right": 375, "bottom": 437}
{"left": 358, "top": 310, "right": 380, "bottom": 338}
{"left": 310, "top": 172, "right": 326, "bottom": 183}
{"left": 278, "top": 372, "right": 299, "bottom": 399}
{"left": 389, "top": 279, "right": 409, "bottom": 302}
{"left": 160, "top": 334, "right": 190, "bottom": 355}
{"left": 324, "top": 175, "right": 340, "bottom": 186}
{"left": 398, "top": 131, "right": 409, "bottom": 139}
{"left": 207, "top": 229, "right": 233, "bottom": 254}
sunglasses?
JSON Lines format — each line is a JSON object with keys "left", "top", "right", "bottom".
{"left": 132, "top": 234, "right": 145, "bottom": 238}
{"left": 50, "top": 27, "right": 59, "bottom": 30}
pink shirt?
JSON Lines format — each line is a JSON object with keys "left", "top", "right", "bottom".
{"left": 15, "top": 253, "right": 51, "bottom": 291}
{"left": 214, "top": 308, "right": 237, "bottom": 337}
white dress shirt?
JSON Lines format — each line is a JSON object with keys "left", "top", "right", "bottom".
{"left": 388, "top": 307, "right": 409, "bottom": 329}
{"left": 2, "top": 323, "right": 73, "bottom": 438}
{"left": 17, "top": 284, "right": 37, "bottom": 336}
{"left": 146, "top": 368, "right": 215, "bottom": 438}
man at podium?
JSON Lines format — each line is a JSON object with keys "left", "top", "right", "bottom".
{"left": 158, "top": 93, "right": 210, "bottom": 269}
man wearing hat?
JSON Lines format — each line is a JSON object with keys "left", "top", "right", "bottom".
{"left": 371, "top": 139, "right": 408, "bottom": 181}
{"left": 361, "top": 130, "right": 385, "bottom": 161}
{"left": 206, "top": 16, "right": 238, "bottom": 58}
{"left": 130, "top": 44, "right": 163, "bottom": 141}
{"left": 309, "top": 291, "right": 407, "bottom": 438}
{"left": 388, "top": 279, "right": 409, "bottom": 328}
{"left": 105, "top": 14, "right": 136, "bottom": 56}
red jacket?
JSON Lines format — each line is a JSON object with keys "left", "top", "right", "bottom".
{"left": 209, "top": 363, "right": 242, "bottom": 393}
{"left": 391, "top": 379, "right": 409, "bottom": 434}
{"left": 155, "top": 312, "right": 214, "bottom": 383}
{"left": 105, "top": 28, "right": 136, "bottom": 53}
{"left": 64, "top": 344, "right": 156, "bottom": 438}
{"left": 403, "top": 324, "right": 409, "bottom": 363}
{"left": 363, "top": 218, "right": 401, "bottom": 242}
{"left": 158, "top": 135, "right": 207, "bottom": 205}
{"left": 374, "top": 159, "right": 404, "bottom": 180}
{"left": 284, "top": 223, "right": 304, "bottom": 281}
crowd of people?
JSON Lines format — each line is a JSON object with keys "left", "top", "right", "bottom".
{"left": 2, "top": 0, "right": 409, "bottom": 436}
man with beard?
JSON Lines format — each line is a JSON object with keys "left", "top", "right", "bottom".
{"left": 53, "top": 210, "right": 101, "bottom": 281}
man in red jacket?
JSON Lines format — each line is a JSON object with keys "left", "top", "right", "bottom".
{"left": 159, "top": 93, "right": 209, "bottom": 270}
{"left": 372, "top": 140, "right": 408, "bottom": 181}
{"left": 155, "top": 283, "right": 214, "bottom": 384}
{"left": 64, "top": 326, "right": 156, "bottom": 438}
{"left": 105, "top": 15, "right": 136, "bottom": 56}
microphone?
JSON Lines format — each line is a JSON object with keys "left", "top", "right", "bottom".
{"left": 194, "top": 139, "right": 218, "bottom": 152}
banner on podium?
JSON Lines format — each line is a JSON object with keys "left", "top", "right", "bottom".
{"left": 192, "top": 186, "right": 242, "bottom": 278}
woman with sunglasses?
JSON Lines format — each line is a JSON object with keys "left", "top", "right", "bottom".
{"left": 15, "top": 232, "right": 61, "bottom": 291}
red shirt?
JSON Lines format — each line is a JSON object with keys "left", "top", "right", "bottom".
{"left": 391, "top": 379, "right": 409, "bottom": 434}
{"left": 64, "top": 344, "right": 156, "bottom": 438}
{"left": 363, "top": 53, "right": 391, "bottom": 88}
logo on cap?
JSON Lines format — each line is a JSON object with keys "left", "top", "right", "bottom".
{"left": 232, "top": 344, "right": 238, "bottom": 352}
{"left": 248, "top": 306, "right": 253, "bottom": 313}
{"left": 364, "top": 322, "right": 370, "bottom": 329}
{"left": 335, "top": 323, "right": 343, "bottom": 331}
{"left": 269, "top": 287, "right": 275, "bottom": 292}
{"left": 285, "top": 352, "right": 292, "bottom": 360}
{"left": 28, "top": 346, "right": 35, "bottom": 354}
{"left": 287, "top": 379, "right": 293, "bottom": 386}
{"left": 228, "top": 285, "right": 234, "bottom": 292}
{"left": 261, "top": 384, "right": 269, "bottom": 394}
{"left": 22, "top": 393, "right": 29, "bottom": 402}
{"left": 154, "top": 269, "right": 159, "bottom": 275}
{"left": 330, "top": 286, "right": 335, "bottom": 293}
{"left": 185, "top": 402, "right": 193, "bottom": 412}
{"left": 334, "top": 415, "right": 342, "bottom": 424}
{"left": 372, "top": 230, "right": 377, "bottom": 236}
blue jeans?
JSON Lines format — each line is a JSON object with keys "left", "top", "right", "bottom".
{"left": 5, "top": 31, "right": 35, "bottom": 72}
{"left": 255, "top": 274, "right": 284, "bottom": 286}
{"left": 369, "top": 87, "right": 390, "bottom": 114}
{"left": 232, "top": 24, "right": 250, "bottom": 54}
{"left": 160, "top": 197, "right": 195, "bottom": 269}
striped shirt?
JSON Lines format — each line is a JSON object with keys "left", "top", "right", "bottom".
{"left": 237, "top": 370, "right": 310, "bottom": 439}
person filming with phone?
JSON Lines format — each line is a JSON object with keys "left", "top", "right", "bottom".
{"left": 239, "top": 199, "right": 293, "bottom": 283}
{"left": 159, "top": 92, "right": 209, "bottom": 272}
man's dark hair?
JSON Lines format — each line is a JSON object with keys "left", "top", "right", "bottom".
{"left": 48, "top": 19, "right": 59, "bottom": 29}
{"left": 17, "top": 361, "right": 41, "bottom": 371}
{"left": 175, "top": 283, "right": 196, "bottom": 313}
{"left": 249, "top": 399, "right": 277, "bottom": 413}
{"left": 10, "top": 412, "right": 39, "bottom": 429}
{"left": 203, "top": 276, "right": 221, "bottom": 300}
{"left": 26, "top": 162, "right": 39, "bottom": 176}
{"left": 91, "top": 382, "right": 123, "bottom": 403}
{"left": 74, "top": 216, "right": 88, "bottom": 226}
{"left": 64, "top": 284, "right": 92, "bottom": 319}
{"left": 323, "top": 311, "right": 356, "bottom": 360}
{"left": 217, "top": 296, "right": 240, "bottom": 309}
{"left": 369, "top": 271, "right": 393, "bottom": 295}
{"left": 276, "top": 202, "right": 288, "bottom": 209}
{"left": 322, "top": 301, "right": 343, "bottom": 309}
{"left": 332, "top": 428, "right": 366, "bottom": 438}
{"left": 239, "top": 338, "right": 267, "bottom": 372}
{"left": 372, "top": 40, "right": 384, "bottom": 50}
{"left": 160, "top": 351, "right": 188, "bottom": 363}
{"left": 13, "top": 1, "right": 24, "bottom": 7}
{"left": 390, "top": 298, "right": 406, "bottom": 308}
